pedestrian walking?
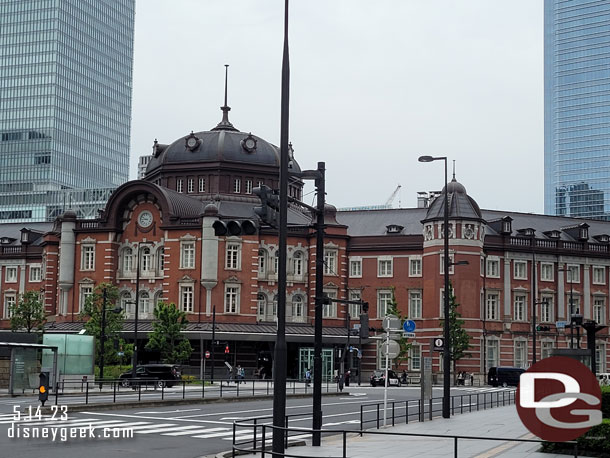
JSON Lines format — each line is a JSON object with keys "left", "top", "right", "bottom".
{"left": 305, "top": 368, "right": 311, "bottom": 387}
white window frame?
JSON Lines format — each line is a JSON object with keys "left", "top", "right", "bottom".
{"left": 540, "top": 295, "right": 553, "bottom": 323}
{"left": 595, "top": 342, "right": 606, "bottom": 373}
{"left": 323, "top": 249, "right": 337, "bottom": 276}
{"left": 486, "top": 257, "right": 500, "bottom": 278}
{"left": 180, "top": 241, "right": 196, "bottom": 269}
{"left": 5, "top": 266, "right": 17, "bottom": 283}
{"left": 514, "top": 293, "right": 527, "bottom": 321}
{"left": 514, "top": 340, "right": 527, "bottom": 369}
{"left": 541, "top": 340, "right": 554, "bottom": 360}
{"left": 409, "top": 256, "right": 422, "bottom": 277}
{"left": 593, "top": 297, "right": 605, "bottom": 324}
{"left": 348, "top": 290, "right": 361, "bottom": 318}
{"left": 224, "top": 285, "right": 240, "bottom": 314}
{"left": 486, "top": 292, "right": 500, "bottom": 321}
{"left": 225, "top": 242, "right": 241, "bottom": 270}
{"left": 28, "top": 264, "right": 42, "bottom": 282}
{"left": 409, "top": 345, "right": 421, "bottom": 371}
{"left": 139, "top": 291, "right": 152, "bottom": 318}
{"left": 292, "top": 251, "right": 304, "bottom": 277}
{"left": 540, "top": 262, "right": 554, "bottom": 282}
{"left": 140, "top": 246, "right": 153, "bottom": 272}
{"left": 245, "top": 179, "right": 253, "bottom": 194}
{"left": 409, "top": 290, "right": 422, "bottom": 319}
{"left": 567, "top": 264, "right": 580, "bottom": 283}
{"left": 377, "top": 289, "right": 393, "bottom": 317}
{"left": 198, "top": 177, "right": 206, "bottom": 193}
{"left": 157, "top": 247, "right": 165, "bottom": 274}
{"left": 180, "top": 284, "right": 194, "bottom": 313}
{"left": 349, "top": 257, "right": 362, "bottom": 278}
{"left": 513, "top": 261, "right": 527, "bottom": 280}
{"left": 122, "top": 247, "right": 133, "bottom": 273}
{"left": 187, "top": 178, "right": 194, "bottom": 193}
{"left": 440, "top": 254, "right": 455, "bottom": 275}
{"left": 81, "top": 245, "right": 95, "bottom": 271}
{"left": 292, "top": 295, "right": 304, "bottom": 320}
{"left": 486, "top": 338, "right": 499, "bottom": 370}
{"left": 4, "top": 293, "right": 16, "bottom": 319}
{"left": 378, "top": 257, "right": 393, "bottom": 277}
{"left": 593, "top": 266, "right": 606, "bottom": 285}
{"left": 258, "top": 249, "right": 267, "bottom": 277}
{"left": 177, "top": 179, "right": 184, "bottom": 193}
{"left": 233, "top": 179, "right": 241, "bottom": 193}
{"left": 79, "top": 284, "right": 94, "bottom": 313}
{"left": 322, "top": 290, "right": 337, "bottom": 318}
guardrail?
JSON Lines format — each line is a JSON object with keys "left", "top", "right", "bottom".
{"left": 359, "top": 389, "right": 516, "bottom": 430}
{"left": 231, "top": 424, "right": 581, "bottom": 458}
{"left": 45, "top": 377, "right": 337, "bottom": 405}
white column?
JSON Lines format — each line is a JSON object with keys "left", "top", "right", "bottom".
{"left": 557, "top": 268, "right": 565, "bottom": 319}
{"left": 504, "top": 258, "right": 511, "bottom": 317}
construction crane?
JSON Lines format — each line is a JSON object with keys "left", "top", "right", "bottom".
{"left": 337, "top": 184, "right": 402, "bottom": 211}
{"left": 385, "top": 184, "right": 401, "bottom": 208}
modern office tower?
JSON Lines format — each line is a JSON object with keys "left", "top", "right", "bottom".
{"left": 0, "top": 0, "right": 135, "bottom": 222}
{"left": 544, "top": 0, "right": 610, "bottom": 220}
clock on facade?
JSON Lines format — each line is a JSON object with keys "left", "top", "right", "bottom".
{"left": 138, "top": 210, "right": 153, "bottom": 228}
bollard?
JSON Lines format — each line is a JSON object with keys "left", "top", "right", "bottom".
{"left": 85, "top": 382, "right": 89, "bottom": 404}
{"left": 392, "top": 402, "right": 395, "bottom": 426}
{"left": 406, "top": 400, "right": 409, "bottom": 424}
{"left": 359, "top": 405, "right": 363, "bottom": 436}
{"left": 253, "top": 418, "right": 257, "bottom": 451}
{"left": 429, "top": 398, "right": 432, "bottom": 421}
{"left": 261, "top": 425, "right": 266, "bottom": 458}
{"left": 253, "top": 379, "right": 255, "bottom": 397}
{"left": 113, "top": 381, "right": 116, "bottom": 403}
{"left": 162, "top": 383, "right": 164, "bottom": 400}
{"left": 342, "top": 430, "right": 347, "bottom": 458}
{"left": 138, "top": 382, "right": 142, "bottom": 401}
{"left": 454, "top": 436, "right": 458, "bottom": 458}
{"left": 183, "top": 380, "right": 186, "bottom": 399}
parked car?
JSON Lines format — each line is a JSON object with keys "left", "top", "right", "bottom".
{"left": 370, "top": 369, "right": 401, "bottom": 387}
{"left": 119, "top": 364, "right": 181, "bottom": 388}
{"left": 598, "top": 373, "right": 610, "bottom": 386}
{"left": 487, "top": 367, "right": 525, "bottom": 387}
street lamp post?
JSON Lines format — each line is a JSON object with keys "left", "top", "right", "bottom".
{"left": 132, "top": 242, "right": 152, "bottom": 380}
{"left": 559, "top": 267, "right": 576, "bottom": 349}
{"left": 418, "top": 155, "right": 451, "bottom": 419}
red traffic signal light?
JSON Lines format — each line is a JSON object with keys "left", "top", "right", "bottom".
{"left": 224, "top": 344, "right": 230, "bottom": 354}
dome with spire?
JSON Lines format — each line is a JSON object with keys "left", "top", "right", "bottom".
{"left": 422, "top": 177, "right": 483, "bottom": 222}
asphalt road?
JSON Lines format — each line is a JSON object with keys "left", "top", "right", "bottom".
{"left": 0, "top": 385, "right": 513, "bottom": 458}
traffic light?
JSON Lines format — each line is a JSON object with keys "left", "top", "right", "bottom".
{"left": 213, "top": 219, "right": 257, "bottom": 236}
{"left": 359, "top": 313, "right": 369, "bottom": 339}
{"left": 253, "top": 185, "right": 279, "bottom": 227}
{"left": 38, "top": 372, "right": 49, "bottom": 406}
{"left": 536, "top": 325, "right": 551, "bottom": 332}
{"left": 224, "top": 344, "right": 230, "bottom": 354}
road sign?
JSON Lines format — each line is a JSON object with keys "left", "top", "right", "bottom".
{"left": 556, "top": 321, "right": 568, "bottom": 329}
{"left": 382, "top": 315, "right": 402, "bottom": 331}
{"left": 381, "top": 340, "right": 400, "bottom": 358}
{"left": 432, "top": 337, "right": 445, "bottom": 351}
{"left": 403, "top": 320, "right": 416, "bottom": 333}
{"left": 205, "top": 350, "right": 211, "bottom": 359}
{"left": 403, "top": 332, "right": 416, "bottom": 338}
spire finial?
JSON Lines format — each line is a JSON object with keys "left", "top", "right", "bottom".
{"left": 212, "top": 64, "right": 238, "bottom": 131}
{"left": 452, "top": 160, "right": 456, "bottom": 181}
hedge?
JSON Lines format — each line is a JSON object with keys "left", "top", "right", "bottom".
{"left": 541, "top": 419, "right": 610, "bottom": 457}
{"left": 602, "top": 386, "right": 610, "bottom": 419}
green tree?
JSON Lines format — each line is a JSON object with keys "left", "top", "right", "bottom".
{"left": 440, "top": 283, "right": 471, "bottom": 380}
{"left": 10, "top": 290, "right": 46, "bottom": 333}
{"left": 386, "top": 287, "right": 412, "bottom": 368}
{"left": 145, "top": 302, "right": 193, "bottom": 363}
{"left": 79, "top": 283, "right": 133, "bottom": 367}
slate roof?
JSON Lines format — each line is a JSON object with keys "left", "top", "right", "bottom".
{"left": 337, "top": 207, "right": 610, "bottom": 242}
{"left": 423, "top": 179, "right": 483, "bottom": 222}
{"left": 0, "top": 222, "right": 53, "bottom": 246}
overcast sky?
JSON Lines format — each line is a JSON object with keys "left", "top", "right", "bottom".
{"left": 129, "top": 0, "right": 543, "bottom": 214}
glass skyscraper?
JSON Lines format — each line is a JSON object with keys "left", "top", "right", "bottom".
{"left": 545, "top": 0, "right": 610, "bottom": 220}
{"left": 0, "top": 0, "right": 135, "bottom": 222}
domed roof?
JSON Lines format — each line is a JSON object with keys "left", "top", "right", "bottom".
{"left": 146, "top": 102, "right": 301, "bottom": 174}
{"left": 422, "top": 178, "right": 483, "bottom": 222}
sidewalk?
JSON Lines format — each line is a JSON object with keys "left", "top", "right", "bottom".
{"left": 232, "top": 406, "right": 588, "bottom": 458}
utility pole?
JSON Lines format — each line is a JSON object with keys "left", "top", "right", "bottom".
{"left": 272, "top": 0, "right": 290, "bottom": 454}
{"left": 100, "top": 287, "right": 107, "bottom": 383}
{"left": 211, "top": 305, "right": 216, "bottom": 382}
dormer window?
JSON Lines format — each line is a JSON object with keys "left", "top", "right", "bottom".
{"left": 579, "top": 225, "right": 589, "bottom": 240}
{"left": 544, "top": 230, "right": 561, "bottom": 239}
{"left": 0, "top": 237, "right": 13, "bottom": 245}
{"left": 501, "top": 216, "right": 512, "bottom": 235}
{"left": 386, "top": 224, "right": 404, "bottom": 234}
{"left": 593, "top": 234, "right": 610, "bottom": 244}
{"left": 517, "top": 228, "right": 535, "bottom": 237}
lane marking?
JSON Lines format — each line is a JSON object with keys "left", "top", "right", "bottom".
{"left": 163, "top": 427, "right": 227, "bottom": 436}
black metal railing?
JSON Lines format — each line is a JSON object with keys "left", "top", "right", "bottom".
{"left": 359, "top": 389, "right": 516, "bottom": 430}
{"left": 232, "top": 423, "right": 580, "bottom": 458}
{"left": 45, "top": 377, "right": 337, "bottom": 406}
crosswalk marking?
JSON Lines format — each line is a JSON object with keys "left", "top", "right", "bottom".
{"left": 136, "top": 425, "right": 205, "bottom": 434}
{"left": 192, "top": 430, "right": 235, "bottom": 439}
{"left": 163, "top": 427, "right": 226, "bottom": 436}
{"left": 0, "top": 417, "right": 99, "bottom": 426}
{"left": 123, "top": 423, "right": 175, "bottom": 431}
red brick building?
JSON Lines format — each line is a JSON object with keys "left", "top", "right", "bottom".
{"left": 1, "top": 105, "right": 609, "bottom": 381}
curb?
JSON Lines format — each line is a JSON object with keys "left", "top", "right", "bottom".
{"left": 213, "top": 440, "right": 308, "bottom": 458}
{"left": 33, "top": 391, "right": 344, "bottom": 414}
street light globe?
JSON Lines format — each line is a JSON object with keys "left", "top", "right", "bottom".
{"left": 418, "top": 155, "right": 434, "bottom": 162}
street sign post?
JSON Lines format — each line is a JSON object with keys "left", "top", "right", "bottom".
{"left": 420, "top": 357, "right": 433, "bottom": 421}
{"left": 382, "top": 315, "right": 402, "bottom": 331}
{"left": 556, "top": 321, "right": 568, "bottom": 329}
{"left": 381, "top": 340, "right": 400, "bottom": 358}
{"left": 403, "top": 332, "right": 416, "bottom": 338}
{"left": 432, "top": 337, "right": 445, "bottom": 352}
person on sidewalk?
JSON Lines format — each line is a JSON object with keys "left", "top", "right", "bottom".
{"left": 305, "top": 368, "right": 311, "bottom": 387}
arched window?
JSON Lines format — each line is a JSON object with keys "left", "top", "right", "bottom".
{"left": 141, "top": 247, "right": 152, "bottom": 272}
{"left": 258, "top": 249, "right": 267, "bottom": 275}
{"left": 122, "top": 248, "right": 133, "bottom": 272}
{"left": 272, "top": 295, "right": 278, "bottom": 317}
{"left": 292, "top": 251, "right": 303, "bottom": 277}
{"left": 257, "top": 293, "right": 267, "bottom": 319}
{"left": 274, "top": 252, "right": 279, "bottom": 274}
{"left": 121, "top": 292, "right": 133, "bottom": 317}
{"left": 140, "top": 292, "right": 151, "bottom": 318}
{"left": 292, "top": 295, "right": 304, "bottom": 320}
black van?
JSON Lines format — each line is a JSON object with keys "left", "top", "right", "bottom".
{"left": 487, "top": 367, "right": 525, "bottom": 387}
{"left": 119, "top": 364, "right": 181, "bottom": 388}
